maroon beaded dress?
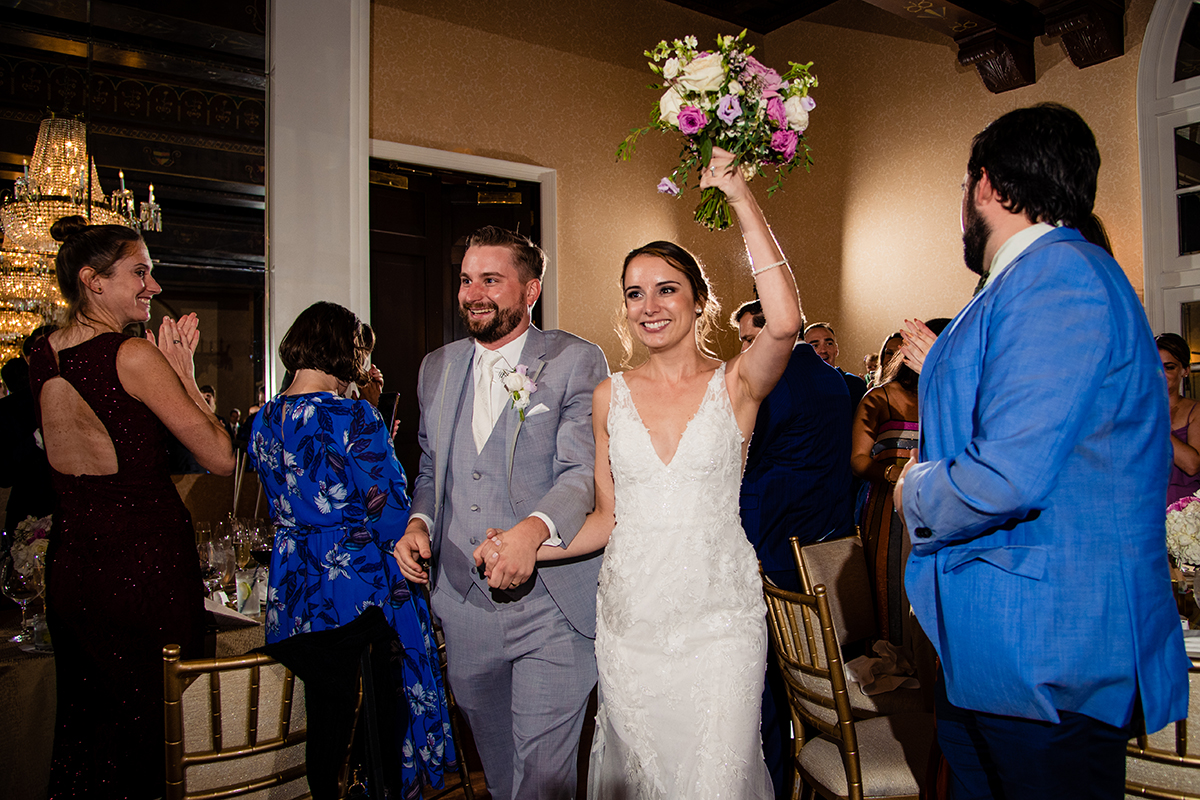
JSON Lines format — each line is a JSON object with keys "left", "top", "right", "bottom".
{"left": 29, "top": 332, "right": 205, "bottom": 799}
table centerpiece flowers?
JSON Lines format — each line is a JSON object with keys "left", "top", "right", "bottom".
{"left": 617, "top": 29, "right": 817, "bottom": 231}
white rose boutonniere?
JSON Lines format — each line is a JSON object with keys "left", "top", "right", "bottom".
{"left": 501, "top": 365, "right": 538, "bottom": 421}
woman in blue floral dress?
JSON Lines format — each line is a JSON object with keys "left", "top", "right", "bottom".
{"left": 250, "top": 301, "right": 455, "bottom": 797}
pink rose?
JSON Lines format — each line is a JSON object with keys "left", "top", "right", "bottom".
{"left": 766, "top": 97, "right": 787, "bottom": 127}
{"left": 677, "top": 106, "right": 709, "bottom": 135}
{"left": 770, "top": 129, "right": 799, "bottom": 161}
{"left": 1169, "top": 495, "right": 1200, "bottom": 514}
{"left": 742, "top": 57, "right": 783, "bottom": 98}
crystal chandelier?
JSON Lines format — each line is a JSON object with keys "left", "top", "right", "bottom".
{"left": 0, "top": 116, "right": 161, "bottom": 359}
{"left": 1, "top": 116, "right": 162, "bottom": 253}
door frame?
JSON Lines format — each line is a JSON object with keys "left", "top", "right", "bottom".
{"left": 368, "top": 140, "right": 560, "bottom": 329}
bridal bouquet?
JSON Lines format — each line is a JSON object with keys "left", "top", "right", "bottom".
{"left": 1166, "top": 493, "right": 1200, "bottom": 566}
{"left": 617, "top": 30, "right": 817, "bottom": 230}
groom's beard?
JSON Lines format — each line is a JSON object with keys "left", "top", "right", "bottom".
{"left": 460, "top": 300, "right": 525, "bottom": 343}
{"left": 962, "top": 198, "right": 991, "bottom": 277}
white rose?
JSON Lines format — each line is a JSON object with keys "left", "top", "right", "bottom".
{"left": 677, "top": 53, "right": 726, "bottom": 94}
{"left": 783, "top": 95, "right": 810, "bottom": 132}
{"left": 502, "top": 372, "right": 526, "bottom": 393}
{"left": 659, "top": 87, "right": 684, "bottom": 126}
{"left": 513, "top": 392, "right": 531, "bottom": 410}
{"left": 663, "top": 57, "right": 680, "bottom": 80}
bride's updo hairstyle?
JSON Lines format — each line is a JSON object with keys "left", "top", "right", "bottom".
{"left": 50, "top": 215, "right": 143, "bottom": 324}
{"left": 616, "top": 240, "right": 721, "bottom": 368}
{"left": 279, "top": 301, "right": 375, "bottom": 386}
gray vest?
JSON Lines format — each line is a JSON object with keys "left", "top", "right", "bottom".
{"left": 438, "top": 373, "right": 544, "bottom": 607}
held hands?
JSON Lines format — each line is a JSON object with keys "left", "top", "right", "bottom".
{"left": 472, "top": 517, "right": 547, "bottom": 590}
{"left": 146, "top": 313, "right": 200, "bottom": 384}
{"left": 899, "top": 319, "right": 937, "bottom": 376}
{"left": 394, "top": 518, "right": 432, "bottom": 584}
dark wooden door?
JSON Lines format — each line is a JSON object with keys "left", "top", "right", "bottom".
{"left": 368, "top": 160, "right": 541, "bottom": 481}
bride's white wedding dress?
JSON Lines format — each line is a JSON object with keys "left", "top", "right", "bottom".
{"left": 590, "top": 364, "right": 774, "bottom": 799}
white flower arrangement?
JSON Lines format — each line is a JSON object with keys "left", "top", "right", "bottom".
{"left": 501, "top": 365, "right": 538, "bottom": 420}
{"left": 1166, "top": 493, "right": 1200, "bottom": 566}
{"left": 11, "top": 514, "right": 51, "bottom": 575}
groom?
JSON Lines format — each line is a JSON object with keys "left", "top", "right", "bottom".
{"left": 395, "top": 226, "right": 608, "bottom": 800}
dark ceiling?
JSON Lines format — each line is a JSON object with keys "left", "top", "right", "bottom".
{"left": 0, "top": 0, "right": 266, "bottom": 272}
{"left": 664, "top": 0, "right": 1128, "bottom": 93}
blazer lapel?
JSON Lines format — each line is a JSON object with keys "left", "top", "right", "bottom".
{"left": 434, "top": 345, "right": 473, "bottom": 517}
{"left": 506, "top": 327, "right": 546, "bottom": 481}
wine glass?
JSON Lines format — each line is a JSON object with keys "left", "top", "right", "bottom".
{"left": 197, "top": 540, "right": 222, "bottom": 598}
{"left": 2, "top": 553, "right": 45, "bottom": 643}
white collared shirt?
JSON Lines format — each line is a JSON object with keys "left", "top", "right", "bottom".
{"left": 982, "top": 222, "right": 1057, "bottom": 290}
{"left": 410, "top": 327, "right": 562, "bottom": 546}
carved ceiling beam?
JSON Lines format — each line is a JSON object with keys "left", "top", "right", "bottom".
{"left": 861, "top": 0, "right": 1042, "bottom": 93}
{"left": 1030, "top": 0, "right": 1124, "bottom": 67}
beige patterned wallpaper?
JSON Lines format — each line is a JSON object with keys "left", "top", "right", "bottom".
{"left": 371, "top": 0, "right": 1154, "bottom": 370}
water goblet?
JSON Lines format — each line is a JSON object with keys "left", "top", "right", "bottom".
{"left": 2, "top": 553, "right": 45, "bottom": 643}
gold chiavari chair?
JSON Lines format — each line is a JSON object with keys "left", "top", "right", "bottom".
{"left": 762, "top": 574, "right": 934, "bottom": 800}
{"left": 790, "top": 536, "right": 927, "bottom": 720}
{"left": 163, "top": 644, "right": 359, "bottom": 800}
{"left": 1125, "top": 653, "right": 1200, "bottom": 799}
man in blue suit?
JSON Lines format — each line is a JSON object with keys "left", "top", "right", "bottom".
{"left": 897, "top": 104, "right": 1190, "bottom": 798}
{"left": 735, "top": 300, "right": 854, "bottom": 798}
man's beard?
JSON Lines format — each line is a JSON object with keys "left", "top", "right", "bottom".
{"left": 962, "top": 197, "right": 991, "bottom": 277}
{"left": 460, "top": 301, "right": 525, "bottom": 343}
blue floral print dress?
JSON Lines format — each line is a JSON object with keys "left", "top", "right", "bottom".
{"left": 250, "top": 392, "right": 455, "bottom": 795}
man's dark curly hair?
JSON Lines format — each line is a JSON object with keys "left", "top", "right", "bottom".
{"left": 966, "top": 103, "right": 1099, "bottom": 230}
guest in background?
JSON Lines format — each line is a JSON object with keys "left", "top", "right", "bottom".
{"left": 804, "top": 321, "right": 867, "bottom": 408}
{"left": 863, "top": 352, "right": 879, "bottom": 387}
{"left": 877, "top": 331, "right": 903, "bottom": 380}
{"left": 249, "top": 301, "right": 455, "bottom": 796}
{"left": 227, "top": 406, "right": 242, "bottom": 440}
{"left": 735, "top": 299, "right": 854, "bottom": 797}
{"left": 1158, "top": 332, "right": 1200, "bottom": 506}
{"left": 0, "top": 351, "right": 55, "bottom": 533}
{"left": 29, "top": 215, "right": 233, "bottom": 798}
{"left": 852, "top": 319, "right": 948, "bottom": 648}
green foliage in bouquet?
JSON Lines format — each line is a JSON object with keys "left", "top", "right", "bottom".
{"left": 617, "top": 30, "right": 817, "bottom": 231}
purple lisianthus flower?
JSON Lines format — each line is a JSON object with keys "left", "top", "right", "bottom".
{"left": 657, "top": 177, "right": 680, "bottom": 196}
{"left": 766, "top": 97, "right": 787, "bottom": 127}
{"left": 801, "top": 95, "right": 816, "bottom": 112}
{"left": 677, "top": 106, "right": 708, "bottom": 135}
{"left": 716, "top": 94, "right": 741, "bottom": 124}
{"left": 770, "top": 129, "right": 799, "bottom": 161}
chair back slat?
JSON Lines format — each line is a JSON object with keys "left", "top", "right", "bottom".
{"left": 163, "top": 645, "right": 325, "bottom": 800}
{"left": 792, "top": 535, "right": 878, "bottom": 646}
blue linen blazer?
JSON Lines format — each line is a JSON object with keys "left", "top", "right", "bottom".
{"left": 902, "top": 227, "right": 1190, "bottom": 732}
{"left": 740, "top": 343, "right": 854, "bottom": 586}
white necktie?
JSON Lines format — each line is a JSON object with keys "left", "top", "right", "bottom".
{"left": 473, "top": 350, "right": 504, "bottom": 452}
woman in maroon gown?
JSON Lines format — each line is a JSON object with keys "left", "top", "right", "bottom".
{"left": 28, "top": 216, "right": 234, "bottom": 798}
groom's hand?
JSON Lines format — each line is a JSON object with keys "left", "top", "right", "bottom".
{"left": 395, "top": 519, "right": 432, "bottom": 584}
{"left": 474, "top": 516, "right": 548, "bottom": 590}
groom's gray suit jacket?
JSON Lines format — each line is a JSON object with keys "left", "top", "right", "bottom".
{"left": 409, "top": 325, "right": 608, "bottom": 637}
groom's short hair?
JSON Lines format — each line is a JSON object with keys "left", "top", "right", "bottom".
{"left": 465, "top": 226, "right": 546, "bottom": 283}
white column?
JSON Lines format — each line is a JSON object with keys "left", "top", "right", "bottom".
{"left": 267, "top": 0, "right": 370, "bottom": 389}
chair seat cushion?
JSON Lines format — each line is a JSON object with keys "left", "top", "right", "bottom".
{"left": 798, "top": 712, "right": 935, "bottom": 798}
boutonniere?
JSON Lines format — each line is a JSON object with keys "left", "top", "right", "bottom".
{"left": 501, "top": 364, "right": 538, "bottom": 420}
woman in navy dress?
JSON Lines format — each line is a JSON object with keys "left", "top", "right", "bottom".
{"left": 249, "top": 301, "right": 454, "bottom": 796}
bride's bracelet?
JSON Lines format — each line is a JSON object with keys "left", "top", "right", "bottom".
{"left": 752, "top": 259, "right": 788, "bottom": 278}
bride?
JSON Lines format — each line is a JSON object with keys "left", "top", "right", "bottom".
{"left": 477, "top": 147, "right": 799, "bottom": 798}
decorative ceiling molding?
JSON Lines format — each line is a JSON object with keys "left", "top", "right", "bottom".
{"left": 664, "top": 0, "right": 1126, "bottom": 94}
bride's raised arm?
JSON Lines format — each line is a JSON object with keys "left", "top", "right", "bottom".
{"left": 703, "top": 147, "right": 803, "bottom": 406}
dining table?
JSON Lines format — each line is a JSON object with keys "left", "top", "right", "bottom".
{"left": 0, "top": 604, "right": 264, "bottom": 800}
